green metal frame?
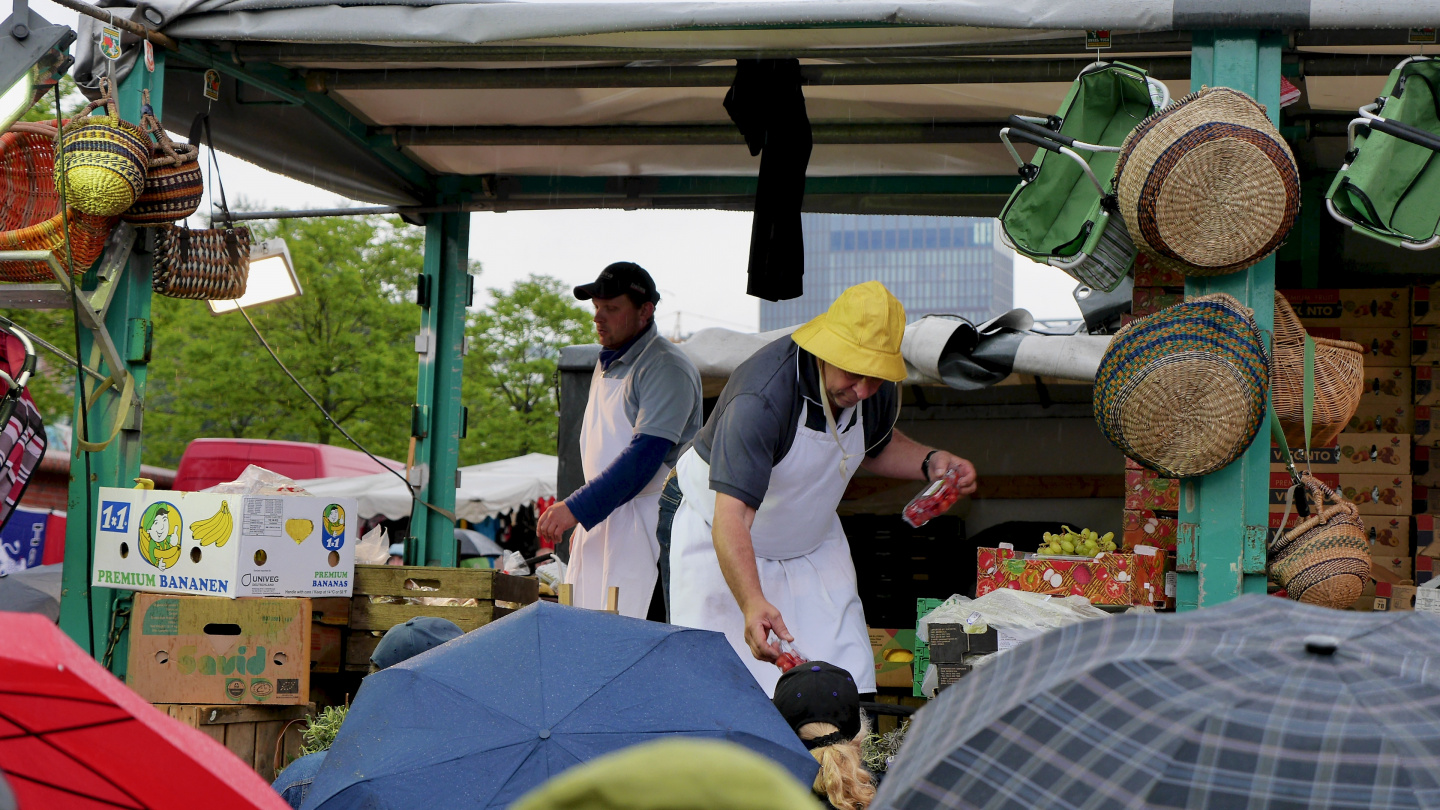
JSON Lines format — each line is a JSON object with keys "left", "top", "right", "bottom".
{"left": 409, "top": 179, "right": 472, "bottom": 566}
{"left": 56, "top": 54, "right": 163, "bottom": 666}
{"left": 1175, "top": 31, "right": 1284, "bottom": 609}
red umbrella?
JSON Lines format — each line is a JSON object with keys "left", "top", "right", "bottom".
{"left": 0, "top": 611, "right": 290, "bottom": 810}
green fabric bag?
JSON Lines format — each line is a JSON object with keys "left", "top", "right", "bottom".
{"left": 1326, "top": 56, "right": 1440, "bottom": 250}
{"left": 998, "top": 61, "right": 1165, "bottom": 291}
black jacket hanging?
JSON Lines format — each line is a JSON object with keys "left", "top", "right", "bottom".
{"left": 724, "top": 59, "right": 812, "bottom": 302}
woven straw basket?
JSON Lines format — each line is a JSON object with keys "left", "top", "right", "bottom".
{"left": 123, "top": 89, "right": 203, "bottom": 226}
{"left": 1269, "top": 475, "right": 1370, "bottom": 610}
{"left": 1093, "top": 292, "right": 1269, "bottom": 478}
{"left": 0, "top": 121, "right": 117, "bottom": 282}
{"left": 1114, "top": 87, "right": 1301, "bottom": 277}
{"left": 57, "top": 78, "right": 150, "bottom": 217}
{"left": 1272, "top": 291, "right": 1364, "bottom": 448}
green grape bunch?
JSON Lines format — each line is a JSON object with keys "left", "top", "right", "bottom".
{"left": 1036, "top": 526, "right": 1117, "bottom": 558}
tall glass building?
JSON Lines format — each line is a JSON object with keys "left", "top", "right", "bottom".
{"left": 759, "top": 214, "right": 1012, "bottom": 331}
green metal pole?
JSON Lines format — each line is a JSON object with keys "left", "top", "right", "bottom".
{"left": 1176, "top": 31, "right": 1283, "bottom": 609}
{"left": 410, "top": 180, "right": 469, "bottom": 567}
{"left": 57, "top": 55, "right": 162, "bottom": 669}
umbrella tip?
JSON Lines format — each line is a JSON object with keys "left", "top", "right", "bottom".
{"left": 1304, "top": 635, "right": 1339, "bottom": 656}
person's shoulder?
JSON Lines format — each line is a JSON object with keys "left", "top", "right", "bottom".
{"left": 730, "top": 335, "right": 798, "bottom": 392}
{"left": 647, "top": 337, "right": 700, "bottom": 376}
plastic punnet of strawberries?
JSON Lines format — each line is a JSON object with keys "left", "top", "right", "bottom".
{"left": 902, "top": 468, "right": 962, "bottom": 528}
{"left": 774, "top": 640, "right": 809, "bottom": 672}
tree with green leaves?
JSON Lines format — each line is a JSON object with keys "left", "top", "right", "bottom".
{"left": 143, "top": 215, "right": 423, "bottom": 467}
{"left": 461, "top": 275, "right": 592, "bottom": 465}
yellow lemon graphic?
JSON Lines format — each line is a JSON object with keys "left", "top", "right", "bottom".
{"left": 286, "top": 519, "right": 314, "bottom": 544}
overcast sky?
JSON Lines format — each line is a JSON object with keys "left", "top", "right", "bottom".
{"left": 29, "top": 0, "right": 1083, "bottom": 332}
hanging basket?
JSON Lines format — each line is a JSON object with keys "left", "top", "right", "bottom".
{"left": 123, "top": 89, "right": 204, "bottom": 226}
{"left": 1114, "top": 86, "right": 1301, "bottom": 277}
{"left": 0, "top": 121, "right": 118, "bottom": 282}
{"left": 57, "top": 77, "right": 150, "bottom": 217}
{"left": 152, "top": 225, "right": 250, "bottom": 300}
{"left": 1093, "top": 292, "right": 1269, "bottom": 478}
{"left": 1269, "top": 474, "right": 1370, "bottom": 610}
{"left": 1271, "top": 291, "right": 1364, "bottom": 449}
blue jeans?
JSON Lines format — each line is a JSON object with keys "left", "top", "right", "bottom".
{"left": 272, "top": 750, "right": 326, "bottom": 810}
{"left": 655, "top": 470, "right": 683, "bottom": 622}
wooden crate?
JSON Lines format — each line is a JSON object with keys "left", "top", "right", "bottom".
{"left": 343, "top": 631, "right": 382, "bottom": 673}
{"left": 349, "top": 564, "right": 540, "bottom": 633}
{"left": 157, "top": 703, "right": 312, "bottom": 782}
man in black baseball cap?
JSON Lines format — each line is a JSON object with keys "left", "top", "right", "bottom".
{"left": 537, "top": 261, "right": 702, "bottom": 620}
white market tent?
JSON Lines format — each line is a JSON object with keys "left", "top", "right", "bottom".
{"left": 297, "top": 452, "right": 557, "bottom": 522}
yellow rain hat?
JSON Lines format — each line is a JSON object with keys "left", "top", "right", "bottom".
{"left": 791, "top": 281, "right": 908, "bottom": 382}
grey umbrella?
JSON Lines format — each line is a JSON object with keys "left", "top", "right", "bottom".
{"left": 875, "top": 595, "right": 1440, "bottom": 810}
{"left": 0, "top": 563, "right": 62, "bottom": 621}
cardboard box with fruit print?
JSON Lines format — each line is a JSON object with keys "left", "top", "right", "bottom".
{"left": 975, "top": 545, "right": 1169, "bottom": 607}
{"left": 91, "top": 487, "right": 358, "bottom": 598}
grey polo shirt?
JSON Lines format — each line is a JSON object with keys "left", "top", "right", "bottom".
{"left": 691, "top": 336, "right": 899, "bottom": 509}
{"left": 599, "top": 323, "right": 703, "bottom": 466}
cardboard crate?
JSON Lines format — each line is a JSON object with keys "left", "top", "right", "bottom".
{"left": 1308, "top": 327, "right": 1409, "bottom": 366}
{"left": 349, "top": 564, "right": 539, "bottom": 633}
{"left": 868, "top": 628, "right": 917, "bottom": 689}
{"left": 1280, "top": 288, "right": 1409, "bottom": 328}
{"left": 1122, "top": 510, "right": 1178, "bottom": 553}
{"left": 91, "top": 488, "right": 359, "bottom": 598}
{"left": 1268, "top": 473, "right": 1413, "bottom": 516}
{"left": 1414, "top": 327, "right": 1440, "bottom": 365}
{"left": 976, "top": 546, "right": 1168, "bottom": 607}
{"left": 128, "top": 594, "right": 311, "bottom": 705}
{"left": 1418, "top": 556, "right": 1434, "bottom": 585}
{"left": 310, "top": 623, "right": 342, "bottom": 674}
{"left": 344, "top": 631, "right": 382, "bottom": 673}
{"left": 1335, "top": 434, "right": 1410, "bottom": 473}
{"left": 1375, "top": 582, "right": 1417, "bottom": 611}
{"left": 1415, "top": 445, "right": 1440, "bottom": 488}
{"left": 1371, "top": 555, "right": 1413, "bottom": 585}
{"left": 1124, "top": 468, "right": 1180, "bottom": 512}
{"left": 1417, "top": 515, "right": 1440, "bottom": 557}
{"left": 1132, "top": 254, "right": 1187, "bottom": 288}
{"left": 157, "top": 703, "right": 311, "bottom": 783}
{"left": 1417, "top": 366, "right": 1440, "bottom": 405}
{"left": 1414, "top": 284, "right": 1440, "bottom": 325}
{"left": 1348, "top": 401, "right": 1416, "bottom": 434}
{"left": 1269, "top": 440, "right": 1340, "bottom": 471}
{"left": 1362, "top": 515, "right": 1407, "bottom": 551}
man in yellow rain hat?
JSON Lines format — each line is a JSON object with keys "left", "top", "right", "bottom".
{"left": 663, "top": 281, "right": 976, "bottom": 697}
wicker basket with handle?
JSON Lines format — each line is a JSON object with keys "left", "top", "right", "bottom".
{"left": 1269, "top": 474, "right": 1370, "bottom": 610}
{"left": 123, "top": 88, "right": 203, "bottom": 226}
{"left": 1271, "top": 291, "right": 1364, "bottom": 450}
{"left": 0, "top": 120, "right": 117, "bottom": 282}
{"left": 56, "top": 77, "right": 150, "bottom": 217}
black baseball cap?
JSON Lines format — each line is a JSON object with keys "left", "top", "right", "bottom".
{"left": 574, "top": 262, "right": 661, "bottom": 306}
{"left": 370, "top": 616, "right": 464, "bottom": 670}
{"left": 772, "top": 661, "right": 861, "bottom": 749}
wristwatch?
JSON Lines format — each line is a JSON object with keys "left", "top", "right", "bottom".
{"left": 921, "top": 449, "right": 940, "bottom": 482}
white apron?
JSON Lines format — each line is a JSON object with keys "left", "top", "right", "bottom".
{"left": 669, "top": 358, "right": 874, "bottom": 696}
{"left": 563, "top": 335, "right": 669, "bottom": 619}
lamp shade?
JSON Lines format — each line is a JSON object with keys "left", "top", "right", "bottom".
{"left": 208, "top": 237, "right": 302, "bottom": 313}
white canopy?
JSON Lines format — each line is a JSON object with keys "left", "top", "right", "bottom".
{"left": 297, "top": 452, "right": 557, "bottom": 522}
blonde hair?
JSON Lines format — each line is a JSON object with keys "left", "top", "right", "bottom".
{"left": 798, "top": 720, "right": 875, "bottom": 810}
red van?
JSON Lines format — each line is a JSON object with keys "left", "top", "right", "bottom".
{"left": 171, "top": 438, "right": 404, "bottom": 492}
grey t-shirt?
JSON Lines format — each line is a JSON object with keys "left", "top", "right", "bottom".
{"left": 691, "top": 336, "right": 899, "bottom": 509}
{"left": 601, "top": 323, "right": 703, "bottom": 466}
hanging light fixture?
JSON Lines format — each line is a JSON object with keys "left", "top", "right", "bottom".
{"left": 0, "top": 0, "right": 75, "bottom": 134}
{"left": 208, "top": 237, "right": 303, "bottom": 314}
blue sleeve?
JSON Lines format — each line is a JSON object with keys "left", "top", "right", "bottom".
{"left": 567, "top": 433, "right": 675, "bottom": 530}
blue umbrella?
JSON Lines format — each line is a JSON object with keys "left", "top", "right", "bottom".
{"left": 302, "top": 601, "right": 818, "bottom": 809}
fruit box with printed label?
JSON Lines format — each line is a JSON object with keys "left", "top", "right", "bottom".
{"left": 127, "top": 593, "right": 311, "bottom": 705}
{"left": 90, "top": 488, "right": 358, "bottom": 598}
{"left": 976, "top": 546, "right": 1168, "bottom": 607}
{"left": 1348, "top": 401, "right": 1416, "bottom": 434}
{"left": 1281, "top": 288, "right": 1409, "bottom": 328}
{"left": 1124, "top": 467, "right": 1180, "bottom": 512}
{"left": 1416, "top": 515, "right": 1440, "bottom": 557}
{"left": 1359, "top": 367, "right": 1411, "bottom": 403}
{"left": 1268, "top": 473, "right": 1414, "bottom": 517}
{"left": 1308, "top": 327, "right": 1410, "bottom": 367}
{"left": 1122, "top": 509, "right": 1178, "bottom": 553}
{"left": 868, "top": 628, "right": 917, "bottom": 689}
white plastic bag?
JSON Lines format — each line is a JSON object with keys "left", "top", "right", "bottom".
{"left": 502, "top": 550, "right": 531, "bottom": 576}
{"left": 354, "top": 525, "right": 390, "bottom": 565}
{"left": 202, "top": 465, "right": 310, "bottom": 496}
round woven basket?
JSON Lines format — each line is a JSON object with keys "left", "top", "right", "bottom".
{"left": 1114, "top": 87, "right": 1300, "bottom": 277}
{"left": 1271, "top": 291, "right": 1364, "bottom": 448}
{"left": 57, "top": 79, "right": 150, "bottom": 217}
{"left": 123, "top": 90, "right": 204, "bottom": 226}
{"left": 0, "top": 122, "right": 118, "bottom": 282}
{"left": 1269, "top": 475, "right": 1369, "bottom": 610}
{"left": 1093, "top": 292, "right": 1269, "bottom": 478}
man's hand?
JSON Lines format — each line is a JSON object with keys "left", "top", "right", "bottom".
{"left": 927, "top": 452, "right": 978, "bottom": 496}
{"left": 742, "top": 599, "right": 793, "bottom": 663}
{"left": 537, "top": 500, "right": 579, "bottom": 543}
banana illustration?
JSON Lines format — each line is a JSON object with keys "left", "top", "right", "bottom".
{"left": 191, "top": 501, "right": 234, "bottom": 548}
{"left": 286, "top": 519, "right": 314, "bottom": 544}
